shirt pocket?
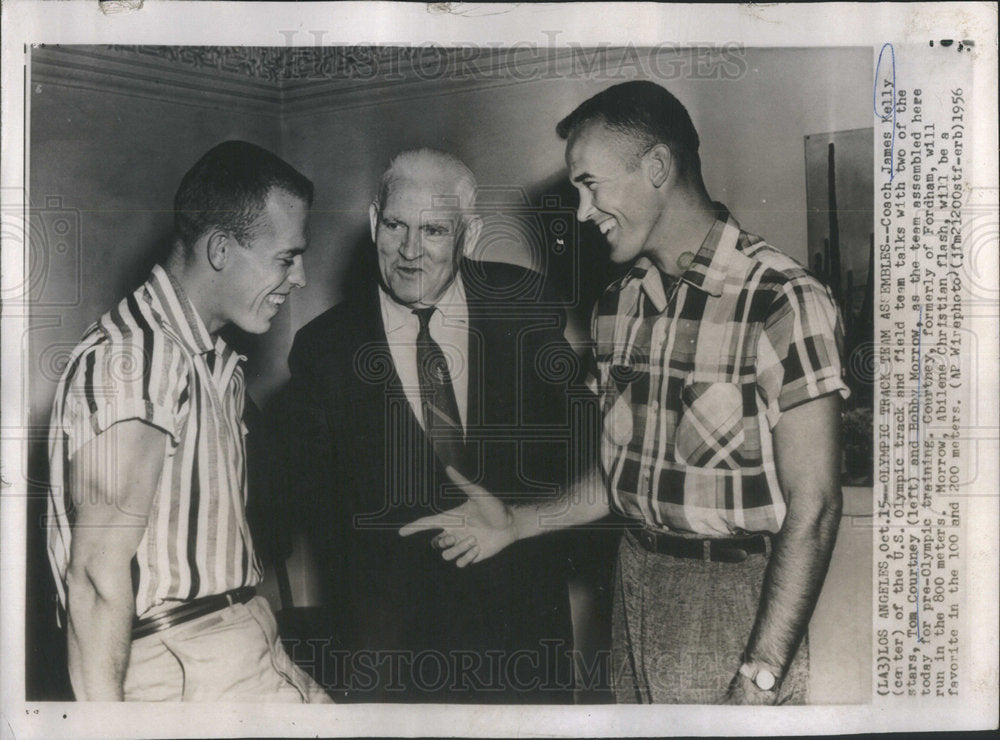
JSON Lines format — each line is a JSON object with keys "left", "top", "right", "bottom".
{"left": 675, "top": 381, "right": 745, "bottom": 470}
{"left": 599, "top": 362, "right": 638, "bottom": 448}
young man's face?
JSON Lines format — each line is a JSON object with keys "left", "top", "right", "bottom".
{"left": 222, "top": 188, "right": 308, "bottom": 334}
{"left": 566, "top": 122, "right": 661, "bottom": 265}
{"left": 370, "top": 176, "right": 470, "bottom": 308}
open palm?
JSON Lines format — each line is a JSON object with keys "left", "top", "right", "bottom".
{"left": 398, "top": 466, "right": 516, "bottom": 566}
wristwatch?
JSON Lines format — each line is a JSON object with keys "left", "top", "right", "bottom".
{"left": 738, "top": 659, "right": 780, "bottom": 692}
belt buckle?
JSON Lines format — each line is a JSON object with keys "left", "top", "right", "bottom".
{"left": 639, "top": 529, "right": 656, "bottom": 552}
{"left": 715, "top": 546, "right": 749, "bottom": 563}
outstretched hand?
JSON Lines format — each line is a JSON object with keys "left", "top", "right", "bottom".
{"left": 398, "top": 466, "right": 516, "bottom": 567}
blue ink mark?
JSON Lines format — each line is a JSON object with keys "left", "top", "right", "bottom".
{"left": 874, "top": 43, "right": 897, "bottom": 182}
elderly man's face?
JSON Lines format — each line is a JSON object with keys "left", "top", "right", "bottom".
{"left": 371, "top": 177, "right": 469, "bottom": 308}
{"left": 566, "top": 122, "right": 660, "bottom": 265}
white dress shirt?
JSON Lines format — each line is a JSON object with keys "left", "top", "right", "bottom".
{"left": 378, "top": 275, "right": 470, "bottom": 432}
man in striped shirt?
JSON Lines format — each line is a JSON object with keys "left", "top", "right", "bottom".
{"left": 405, "top": 81, "right": 849, "bottom": 704}
{"left": 46, "top": 141, "right": 329, "bottom": 702}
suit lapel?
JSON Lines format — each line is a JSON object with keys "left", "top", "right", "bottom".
{"left": 349, "top": 282, "right": 425, "bottom": 436}
{"left": 348, "top": 281, "right": 448, "bottom": 522}
{"left": 463, "top": 271, "right": 484, "bottom": 433}
{"left": 462, "top": 260, "right": 513, "bottom": 433}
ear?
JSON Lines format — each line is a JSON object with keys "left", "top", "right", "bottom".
{"left": 460, "top": 215, "right": 483, "bottom": 259}
{"left": 645, "top": 143, "right": 674, "bottom": 188}
{"left": 206, "top": 230, "right": 229, "bottom": 271}
{"left": 369, "top": 202, "right": 379, "bottom": 243}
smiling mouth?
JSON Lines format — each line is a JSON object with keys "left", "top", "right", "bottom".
{"left": 595, "top": 219, "right": 616, "bottom": 235}
{"left": 265, "top": 294, "right": 287, "bottom": 307}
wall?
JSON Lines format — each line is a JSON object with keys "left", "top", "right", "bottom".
{"left": 28, "top": 48, "right": 285, "bottom": 418}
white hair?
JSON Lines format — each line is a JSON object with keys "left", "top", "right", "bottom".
{"left": 375, "top": 148, "right": 477, "bottom": 211}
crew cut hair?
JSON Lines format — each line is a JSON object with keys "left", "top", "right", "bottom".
{"left": 556, "top": 81, "right": 702, "bottom": 176}
{"left": 173, "top": 140, "right": 314, "bottom": 253}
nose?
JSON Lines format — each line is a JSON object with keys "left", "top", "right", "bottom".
{"left": 576, "top": 188, "right": 594, "bottom": 223}
{"left": 399, "top": 226, "right": 421, "bottom": 260}
{"left": 289, "top": 254, "right": 306, "bottom": 289}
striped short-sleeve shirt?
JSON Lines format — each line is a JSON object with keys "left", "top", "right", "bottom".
{"left": 591, "top": 212, "right": 850, "bottom": 536}
{"left": 47, "top": 264, "right": 262, "bottom": 619}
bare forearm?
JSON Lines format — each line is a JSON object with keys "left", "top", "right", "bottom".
{"left": 743, "top": 491, "right": 842, "bottom": 672}
{"left": 403, "top": 465, "right": 610, "bottom": 564}
{"left": 512, "top": 466, "right": 609, "bottom": 541}
{"left": 742, "top": 394, "right": 844, "bottom": 676}
{"left": 66, "top": 565, "right": 136, "bottom": 701}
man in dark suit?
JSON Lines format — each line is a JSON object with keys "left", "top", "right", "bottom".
{"left": 272, "top": 149, "right": 581, "bottom": 703}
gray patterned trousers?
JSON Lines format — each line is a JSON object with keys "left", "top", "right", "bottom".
{"left": 611, "top": 530, "right": 809, "bottom": 704}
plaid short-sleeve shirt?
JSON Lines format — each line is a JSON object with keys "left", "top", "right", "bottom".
{"left": 591, "top": 213, "right": 849, "bottom": 535}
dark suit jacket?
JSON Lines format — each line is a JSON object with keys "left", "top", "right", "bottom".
{"left": 272, "top": 260, "right": 591, "bottom": 703}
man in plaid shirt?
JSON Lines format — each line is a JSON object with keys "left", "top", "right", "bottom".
{"left": 403, "top": 81, "right": 849, "bottom": 704}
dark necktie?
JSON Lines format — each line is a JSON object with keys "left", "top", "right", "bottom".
{"left": 413, "top": 307, "right": 466, "bottom": 472}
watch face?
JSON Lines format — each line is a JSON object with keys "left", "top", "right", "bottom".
{"left": 755, "top": 669, "right": 777, "bottom": 691}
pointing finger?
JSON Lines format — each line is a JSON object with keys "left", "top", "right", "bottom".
{"left": 399, "top": 512, "right": 462, "bottom": 537}
{"left": 399, "top": 519, "right": 437, "bottom": 537}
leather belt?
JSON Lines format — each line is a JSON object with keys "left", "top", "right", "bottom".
{"left": 132, "top": 587, "right": 257, "bottom": 640}
{"left": 627, "top": 527, "right": 770, "bottom": 563}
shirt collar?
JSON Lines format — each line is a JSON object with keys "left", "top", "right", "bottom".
{"left": 617, "top": 259, "right": 671, "bottom": 314}
{"left": 616, "top": 205, "right": 741, "bottom": 308}
{"left": 676, "top": 207, "right": 741, "bottom": 298}
{"left": 148, "top": 264, "right": 230, "bottom": 357}
{"left": 379, "top": 273, "right": 469, "bottom": 334}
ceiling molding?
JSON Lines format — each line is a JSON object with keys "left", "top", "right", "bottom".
{"left": 29, "top": 45, "right": 739, "bottom": 118}
{"left": 279, "top": 46, "right": 635, "bottom": 117}
{"left": 30, "top": 45, "right": 283, "bottom": 116}
{"left": 108, "top": 45, "right": 287, "bottom": 84}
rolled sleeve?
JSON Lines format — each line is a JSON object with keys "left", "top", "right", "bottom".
{"left": 61, "top": 341, "right": 184, "bottom": 458}
{"left": 756, "top": 277, "right": 850, "bottom": 428}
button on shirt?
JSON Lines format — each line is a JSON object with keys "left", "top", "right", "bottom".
{"left": 378, "top": 275, "right": 469, "bottom": 432}
{"left": 590, "top": 212, "right": 850, "bottom": 536}
{"left": 47, "top": 264, "right": 262, "bottom": 620}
